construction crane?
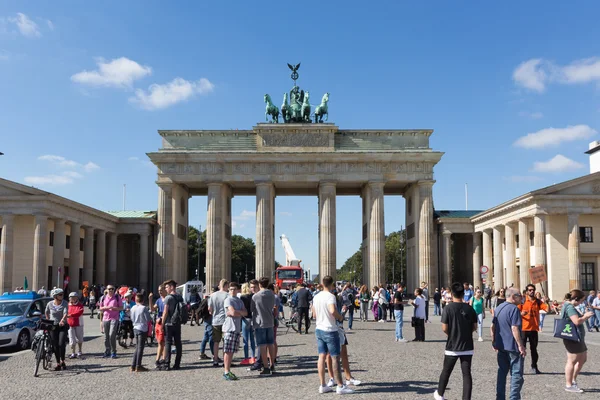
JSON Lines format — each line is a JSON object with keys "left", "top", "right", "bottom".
{"left": 280, "top": 234, "right": 301, "bottom": 267}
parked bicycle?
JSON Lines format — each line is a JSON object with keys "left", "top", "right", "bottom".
{"left": 32, "top": 319, "right": 55, "bottom": 377}
{"left": 284, "top": 307, "right": 310, "bottom": 334}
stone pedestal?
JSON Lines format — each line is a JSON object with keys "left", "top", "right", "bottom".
{"left": 255, "top": 182, "right": 275, "bottom": 281}
{"left": 482, "top": 229, "right": 493, "bottom": 287}
{"left": 69, "top": 223, "right": 81, "bottom": 292}
{"left": 206, "top": 183, "right": 224, "bottom": 289}
{"left": 472, "top": 232, "right": 482, "bottom": 289}
{"left": 32, "top": 215, "right": 48, "bottom": 291}
{"left": 518, "top": 219, "right": 530, "bottom": 290}
{"left": 83, "top": 227, "right": 94, "bottom": 284}
{"left": 53, "top": 219, "right": 66, "bottom": 289}
{"left": 568, "top": 214, "right": 580, "bottom": 290}
{"left": 95, "top": 230, "right": 106, "bottom": 284}
{"left": 419, "top": 181, "right": 435, "bottom": 290}
{"left": 156, "top": 184, "right": 173, "bottom": 285}
{"left": 319, "top": 182, "right": 337, "bottom": 280}
{"left": 368, "top": 182, "right": 385, "bottom": 288}
{"left": 0, "top": 215, "right": 15, "bottom": 293}
{"left": 493, "top": 226, "right": 504, "bottom": 289}
{"left": 504, "top": 223, "right": 517, "bottom": 288}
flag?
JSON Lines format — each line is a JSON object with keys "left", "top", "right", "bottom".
{"left": 23, "top": 276, "right": 28, "bottom": 290}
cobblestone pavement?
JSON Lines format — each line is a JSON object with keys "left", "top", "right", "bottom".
{"left": 1, "top": 307, "right": 599, "bottom": 399}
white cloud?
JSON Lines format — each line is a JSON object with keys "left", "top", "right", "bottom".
{"left": 233, "top": 210, "right": 255, "bottom": 221}
{"left": 8, "top": 13, "right": 41, "bottom": 38}
{"left": 514, "top": 57, "right": 600, "bottom": 92}
{"left": 503, "top": 175, "right": 542, "bottom": 183}
{"left": 129, "top": 77, "right": 214, "bottom": 110}
{"left": 514, "top": 125, "right": 596, "bottom": 149}
{"left": 279, "top": 211, "right": 293, "bottom": 216}
{"left": 24, "top": 175, "right": 74, "bottom": 186}
{"left": 46, "top": 20, "right": 54, "bottom": 31}
{"left": 532, "top": 155, "right": 584, "bottom": 173}
{"left": 38, "top": 154, "right": 79, "bottom": 168}
{"left": 62, "top": 171, "right": 83, "bottom": 179}
{"left": 518, "top": 111, "right": 543, "bottom": 119}
{"left": 83, "top": 162, "right": 100, "bottom": 172}
{"left": 513, "top": 59, "right": 547, "bottom": 92}
{"left": 71, "top": 57, "right": 152, "bottom": 88}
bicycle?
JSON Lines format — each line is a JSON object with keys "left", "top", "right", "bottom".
{"left": 284, "top": 307, "right": 310, "bottom": 334}
{"left": 33, "top": 319, "right": 55, "bottom": 377}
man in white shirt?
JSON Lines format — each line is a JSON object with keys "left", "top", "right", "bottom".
{"left": 311, "top": 275, "right": 353, "bottom": 395}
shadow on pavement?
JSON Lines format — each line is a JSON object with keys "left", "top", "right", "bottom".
{"left": 366, "top": 380, "right": 437, "bottom": 394}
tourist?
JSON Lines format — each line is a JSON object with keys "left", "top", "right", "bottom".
{"left": 222, "top": 282, "right": 247, "bottom": 381}
{"left": 592, "top": 292, "right": 600, "bottom": 331}
{"left": 490, "top": 287, "right": 525, "bottom": 400}
{"left": 295, "top": 283, "right": 313, "bottom": 334}
{"left": 208, "top": 279, "right": 229, "bottom": 367}
{"left": 463, "top": 282, "right": 474, "bottom": 303}
{"left": 312, "top": 275, "right": 353, "bottom": 395}
{"left": 189, "top": 287, "right": 202, "bottom": 326}
{"left": 98, "top": 284, "right": 123, "bottom": 358}
{"left": 359, "top": 285, "right": 370, "bottom": 321}
{"left": 561, "top": 289, "right": 595, "bottom": 393}
{"left": 161, "top": 279, "right": 183, "bottom": 370}
{"left": 371, "top": 286, "right": 380, "bottom": 321}
{"left": 484, "top": 285, "right": 493, "bottom": 309}
{"left": 88, "top": 288, "right": 97, "bottom": 319}
{"left": 251, "top": 277, "right": 276, "bottom": 375}
{"left": 433, "top": 288, "right": 441, "bottom": 316}
{"left": 434, "top": 282, "right": 478, "bottom": 400}
{"left": 199, "top": 285, "right": 216, "bottom": 361}
{"left": 469, "top": 288, "right": 485, "bottom": 342}
{"left": 491, "top": 289, "right": 506, "bottom": 314}
{"left": 67, "top": 292, "right": 84, "bottom": 359}
{"left": 45, "top": 288, "right": 69, "bottom": 370}
{"left": 325, "top": 327, "right": 362, "bottom": 389}
{"left": 341, "top": 283, "right": 355, "bottom": 329}
{"left": 130, "top": 292, "right": 152, "bottom": 372}
{"left": 517, "top": 284, "right": 549, "bottom": 374}
{"left": 378, "top": 285, "right": 389, "bottom": 322}
{"left": 152, "top": 284, "right": 166, "bottom": 368}
{"left": 239, "top": 283, "right": 256, "bottom": 365}
{"left": 421, "top": 282, "right": 430, "bottom": 322}
{"left": 410, "top": 288, "right": 426, "bottom": 341}
{"left": 443, "top": 287, "right": 453, "bottom": 310}
{"left": 269, "top": 283, "right": 281, "bottom": 366}
{"left": 393, "top": 282, "right": 407, "bottom": 342}
{"left": 37, "top": 286, "right": 47, "bottom": 297}
{"left": 120, "top": 291, "right": 135, "bottom": 348}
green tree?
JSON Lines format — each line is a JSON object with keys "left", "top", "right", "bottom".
{"left": 231, "top": 235, "right": 256, "bottom": 282}
{"left": 188, "top": 226, "right": 206, "bottom": 281}
{"left": 337, "top": 249, "right": 362, "bottom": 285}
{"left": 385, "top": 230, "right": 406, "bottom": 284}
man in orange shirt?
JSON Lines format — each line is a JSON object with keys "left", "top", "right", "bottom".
{"left": 517, "top": 284, "right": 549, "bottom": 374}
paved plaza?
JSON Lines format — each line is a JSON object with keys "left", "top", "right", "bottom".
{"left": 1, "top": 306, "right": 599, "bottom": 399}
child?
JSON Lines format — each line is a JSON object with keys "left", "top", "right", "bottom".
{"left": 120, "top": 291, "right": 135, "bottom": 348}
{"left": 222, "top": 282, "right": 247, "bottom": 381}
{"left": 67, "top": 292, "right": 84, "bottom": 358}
{"left": 130, "top": 293, "right": 151, "bottom": 372}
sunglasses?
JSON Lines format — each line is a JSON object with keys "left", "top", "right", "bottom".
{"left": 107, "top": 288, "right": 115, "bottom": 291}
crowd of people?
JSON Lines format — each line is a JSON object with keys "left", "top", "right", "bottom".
{"left": 34, "top": 276, "right": 600, "bottom": 398}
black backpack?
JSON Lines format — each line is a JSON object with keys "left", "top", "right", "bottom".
{"left": 169, "top": 294, "right": 189, "bottom": 325}
{"left": 198, "top": 297, "right": 210, "bottom": 322}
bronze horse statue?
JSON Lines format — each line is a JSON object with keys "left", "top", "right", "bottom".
{"left": 264, "top": 94, "right": 279, "bottom": 123}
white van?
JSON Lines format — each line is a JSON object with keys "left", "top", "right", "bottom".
{"left": 176, "top": 280, "right": 204, "bottom": 303}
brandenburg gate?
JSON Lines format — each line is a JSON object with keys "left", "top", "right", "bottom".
{"left": 147, "top": 65, "right": 444, "bottom": 291}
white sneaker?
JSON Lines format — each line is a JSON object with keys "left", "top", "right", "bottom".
{"left": 398, "top": 338, "right": 408, "bottom": 343}
{"left": 478, "top": 337, "right": 483, "bottom": 342}
{"left": 326, "top": 378, "right": 336, "bottom": 388}
{"left": 346, "top": 378, "right": 362, "bottom": 386}
{"left": 565, "top": 385, "right": 583, "bottom": 393}
{"left": 378, "top": 320, "right": 385, "bottom": 323}
{"left": 336, "top": 385, "right": 354, "bottom": 395}
{"left": 319, "top": 385, "right": 333, "bottom": 394}
{"left": 433, "top": 390, "right": 445, "bottom": 400}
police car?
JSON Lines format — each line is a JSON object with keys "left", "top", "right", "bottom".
{"left": 0, "top": 292, "right": 52, "bottom": 350}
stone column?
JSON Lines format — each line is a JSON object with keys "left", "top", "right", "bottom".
{"left": 518, "top": 219, "right": 530, "bottom": 290}
{"left": 32, "top": 215, "right": 48, "bottom": 291}
{"left": 95, "top": 230, "right": 106, "bottom": 284}
{"left": 419, "top": 181, "right": 435, "bottom": 290}
{"left": 472, "top": 232, "right": 482, "bottom": 289}
{"left": 442, "top": 232, "right": 452, "bottom": 287}
{"left": 504, "top": 223, "right": 517, "bottom": 288}
{"left": 533, "top": 214, "right": 547, "bottom": 292}
{"left": 156, "top": 184, "right": 173, "bottom": 286}
{"left": 139, "top": 232, "right": 149, "bottom": 291}
{"left": 222, "top": 186, "right": 232, "bottom": 282}
{"left": 83, "top": 227, "right": 94, "bottom": 284}
{"left": 107, "top": 232, "right": 118, "bottom": 284}
{"left": 493, "top": 226, "right": 504, "bottom": 289}
{"left": 482, "top": 229, "right": 493, "bottom": 288}
{"left": 319, "top": 182, "right": 337, "bottom": 280}
{"left": 368, "top": 182, "right": 385, "bottom": 288}
{"left": 69, "top": 223, "right": 81, "bottom": 292}
{"left": 361, "top": 186, "right": 371, "bottom": 287}
{"left": 206, "top": 183, "right": 224, "bottom": 289}
{"left": 53, "top": 218, "right": 66, "bottom": 289}
{"left": 0, "top": 215, "right": 15, "bottom": 293}
{"left": 256, "top": 182, "right": 275, "bottom": 281}
{"left": 568, "top": 214, "right": 581, "bottom": 290}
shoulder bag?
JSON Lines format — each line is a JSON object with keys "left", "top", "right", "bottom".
{"left": 553, "top": 304, "right": 581, "bottom": 342}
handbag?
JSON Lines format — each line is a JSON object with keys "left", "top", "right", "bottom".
{"left": 553, "top": 304, "right": 581, "bottom": 342}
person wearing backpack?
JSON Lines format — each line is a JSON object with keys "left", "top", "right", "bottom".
{"left": 161, "top": 279, "right": 184, "bottom": 370}
{"left": 199, "top": 287, "right": 215, "bottom": 360}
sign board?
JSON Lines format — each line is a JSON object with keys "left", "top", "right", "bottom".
{"left": 529, "top": 265, "right": 547, "bottom": 284}
{"left": 480, "top": 266, "right": 489, "bottom": 274}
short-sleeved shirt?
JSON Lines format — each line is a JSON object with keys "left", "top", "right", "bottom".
{"left": 472, "top": 297, "right": 484, "bottom": 315}
{"left": 100, "top": 295, "right": 123, "bottom": 321}
{"left": 208, "top": 291, "right": 229, "bottom": 326}
{"left": 313, "top": 291, "right": 337, "bottom": 332}
{"left": 442, "top": 302, "right": 478, "bottom": 354}
{"left": 413, "top": 296, "right": 426, "bottom": 319}
{"left": 131, "top": 304, "right": 151, "bottom": 332}
{"left": 563, "top": 302, "right": 585, "bottom": 340}
{"left": 163, "top": 294, "right": 178, "bottom": 325}
{"left": 492, "top": 302, "right": 522, "bottom": 352}
{"left": 463, "top": 289, "right": 474, "bottom": 303}
{"left": 251, "top": 289, "right": 275, "bottom": 329}
{"left": 45, "top": 300, "right": 69, "bottom": 324}
{"left": 593, "top": 297, "right": 600, "bottom": 308}
{"left": 393, "top": 291, "right": 404, "bottom": 311}
{"left": 223, "top": 296, "right": 245, "bottom": 333}
{"left": 422, "top": 288, "right": 429, "bottom": 299}
{"left": 156, "top": 297, "right": 165, "bottom": 318}
{"left": 517, "top": 298, "right": 549, "bottom": 331}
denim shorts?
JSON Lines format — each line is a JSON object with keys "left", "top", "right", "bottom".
{"left": 316, "top": 329, "right": 341, "bottom": 356}
{"left": 255, "top": 327, "right": 274, "bottom": 345}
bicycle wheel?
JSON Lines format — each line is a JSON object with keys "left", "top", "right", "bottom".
{"left": 290, "top": 317, "right": 299, "bottom": 332}
{"left": 34, "top": 339, "right": 43, "bottom": 377}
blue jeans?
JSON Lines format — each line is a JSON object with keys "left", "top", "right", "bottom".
{"left": 539, "top": 312, "right": 546, "bottom": 329}
{"left": 594, "top": 310, "right": 600, "bottom": 328}
{"left": 496, "top": 350, "right": 524, "bottom": 400}
{"left": 242, "top": 318, "right": 255, "bottom": 359}
{"left": 477, "top": 313, "right": 483, "bottom": 338}
{"left": 434, "top": 303, "right": 441, "bottom": 316}
{"left": 200, "top": 319, "right": 214, "bottom": 356}
{"left": 394, "top": 310, "right": 404, "bottom": 339}
{"left": 347, "top": 307, "right": 354, "bottom": 329}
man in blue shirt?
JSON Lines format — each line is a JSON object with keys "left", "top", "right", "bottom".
{"left": 463, "top": 283, "right": 474, "bottom": 303}
{"left": 491, "top": 287, "right": 526, "bottom": 400}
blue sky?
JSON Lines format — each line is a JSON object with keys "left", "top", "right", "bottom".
{"left": 2, "top": 2, "right": 600, "bottom": 273}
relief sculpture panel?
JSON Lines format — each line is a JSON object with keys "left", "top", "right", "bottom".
{"left": 261, "top": 133, "right": 330, "bottom": 147}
